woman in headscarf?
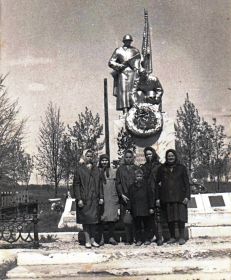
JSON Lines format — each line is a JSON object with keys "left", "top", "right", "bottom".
{"left": 73, "top": 150, "right": 104, "bottom": 248}
{"left": 141, "top": 146, "right": 163, "bottom": 245}
{"left": 98, "top": 154, "right": 119, "bottom": 246}
{"left": 156, "top": 149, "right": 190, "bottom": 245}
{"left": 116, "top": 149, "right": 139, "bottom": 244}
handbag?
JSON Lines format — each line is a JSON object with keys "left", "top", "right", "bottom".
{"left": 123, "top": 211, "right": 133, "bottom": 225}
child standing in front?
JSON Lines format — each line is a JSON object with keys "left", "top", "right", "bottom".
{"left": 127, "top": 169, "right": 154, "bottom": 246}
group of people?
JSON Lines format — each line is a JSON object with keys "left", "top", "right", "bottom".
{"left": 73, "top": 147, "right": 190, "bottom": 249}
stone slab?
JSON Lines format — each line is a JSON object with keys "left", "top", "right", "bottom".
{"left": 17, "top": 251, "right": 110, "bottom": 266}
{"left": 6, "top": 237, "right": 231, "bottom": 279}
{"left": 189, "top": 226, "right": 231, "bottom": 238}
{"left": 6, "top": 273, "right": 231, "bottom": 280}
{"left": 7, "top": 258, "right": 231, "bottom": 278}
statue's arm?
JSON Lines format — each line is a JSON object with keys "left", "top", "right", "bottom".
{"left": 154, "top": 77, "right": 164, "bottom": 99}
{"left": 108, "top": 49, "right": 123, "bottom": 71}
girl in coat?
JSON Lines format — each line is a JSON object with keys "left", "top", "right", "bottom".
{"left": 127, "top": 168, "right": 154, "bottom": 246}
{"left": 98, "top": 154, "right": 119, "bottom": 245}
{"left": 156, "top": 149, "right": 190, "bottom": 245}
{"left": 73, "top": 150, "right": 104, "bottom": 248}
{"left": 141, "top": 147, "right": 163, "bottom": 245}
{"left": 116, "top": 149, "right": 139, "bottom": 244}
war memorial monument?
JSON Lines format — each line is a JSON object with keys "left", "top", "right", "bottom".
{"left": 107, "top": 10, "right": 174, "bottom": 164}
{"left": 2, "top": 7, "right": 231, "bottom": 280}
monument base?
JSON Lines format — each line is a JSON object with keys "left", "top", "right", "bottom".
{"left": 111, "top": 112, "right": 175, "bottom": 164}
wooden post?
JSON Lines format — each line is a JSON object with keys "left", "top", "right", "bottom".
{"left": 33, "top": 202, "right": 39, "bottom": 249}
{"left": 104, "top": 78, "right": 110, "bottom": 161}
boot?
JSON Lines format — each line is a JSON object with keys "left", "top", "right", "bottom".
{"left": 84, "top": 229, "right": 91, "bottom": 248}
{"left": 91, "top": 238, "right": 99, "bottom": 248}
{"left": 156, "top": 238, "right": 164, "bottom": 246}
{"left": 99, "top": 235, "right": 104, "bottom": 246}
{"left": 178, "top": 222, "right": 186, "bottom": 245}
{"left": 108, "top": 237, "right": 118, "bottom": 245}
{"left": 167, "top": 237, "right": 176, "bottom": 244}
{"left": 136, "top": 240, "right": 142, "bottom": 246}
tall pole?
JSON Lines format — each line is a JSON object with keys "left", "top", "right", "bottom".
{"left": 104, "top": 78, "right": 110, "bottom": 161}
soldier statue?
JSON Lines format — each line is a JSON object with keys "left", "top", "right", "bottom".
{"left": 108, "top": 34, "right": 141, "bottom": 114}
{"left": 136, "top": 69, "right": 164, "bottom": 111}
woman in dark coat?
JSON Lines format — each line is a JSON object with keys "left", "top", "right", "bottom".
{"left": 116, "top": 149, "right": 139, "bottom": 244}
{"left": 156, "top": 149, "right": 190, "bottom": 245}
{"left": 98, "top": 154, "right": 119, "bottom": 246}
{"left": 73, "top": 150, "right": 104, "bottom": 248}
{"left": 127, "top": 168, "right": 154, "bottom": 246}
{"left": 141, "top": 147, "right": 163, "bottom": 245}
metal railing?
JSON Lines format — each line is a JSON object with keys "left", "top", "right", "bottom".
{"left": 0, "top": 192, "right": 39, "bottom": 248}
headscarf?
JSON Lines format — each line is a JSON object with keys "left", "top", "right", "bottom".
{"left": 98, "top": 154, "right": 110, "bottom": 182}
{"left": 165, "top": 149, "right": 178, "bottom": 166}
{"left": 98, "top": 154, "right": 110, "bottom": 168}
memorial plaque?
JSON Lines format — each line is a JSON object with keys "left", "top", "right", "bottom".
{"left": 209, "top": 196, "right": 225, "bottom": 207}
{"left": 71, "top": 201, "right": 76, "bottom": 212}
{"left": 188, "top": 197, "right": 197, "bottom": 209}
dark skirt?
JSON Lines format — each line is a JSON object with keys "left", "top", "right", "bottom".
{"left": 76, "top": 199, "right": 100, "bottom": 225}
{"left": 163, "top": 202, "right": 188, "bottom": 223}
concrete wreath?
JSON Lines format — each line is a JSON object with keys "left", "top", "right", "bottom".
{"left": 126, "top": 103, "right": 163, "bottom": 137}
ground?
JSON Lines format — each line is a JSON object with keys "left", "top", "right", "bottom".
{"left": 1, "top": 235, "right": 231, "bottom": 279}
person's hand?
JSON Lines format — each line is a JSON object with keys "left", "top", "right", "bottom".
{"left": 99, "top": 199, "right": 104, "bottom": 205}
{"left": 149, "top": 209, "right": 154, "bottom": 215}
{"left": 155, "top": 96, "right": 161, "bottom": 104}
{"left": 182, "top": 198, "right": 189, "bottom": 205}
{"left": 122, "top": 194, "right": 129, "bottom": 204}
{"left": 156, "top": 200, "right": 160, "bottom": 207}
{"left": 78, "top": 200, "right": 84, "bottom": 208}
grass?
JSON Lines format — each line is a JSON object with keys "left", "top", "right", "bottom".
{"left": 1, "top": 182, "right": 231, "bottom": 233}
{"left": 204, "top": 181, "right": 231, "bottom": 193}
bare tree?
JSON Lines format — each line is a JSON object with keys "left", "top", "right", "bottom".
{"left": 0, "top": 75, "right": 25, "bottom": 179}
{"left": 68, "top": 107, "right": 104, "bottom": 167}
{"left": 210, "top": 118, "right": 231, "bottom": 190}
{"left": 60, "top": 134, "right": 73, "bottom": 189}
{"left": 35, "top": 102, "right": 65, "bottom": 197}
{"left": 175, "top": 94, "right": 231, "bottom": 189}
{"left": 195, "top": 119, "right": 214, "bottom": 179}
{"left": 18, "top": 153, "right": 34, "bottom": 187}
{"left": 174, "top": 93, "right": 200, "bottom": 174}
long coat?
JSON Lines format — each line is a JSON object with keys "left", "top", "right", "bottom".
{"left": 73, "top": 164, "right": 103, "bottom": 224}
{"left": 156, "top": 163, "right": 190, "bottom": 203}
{"left": 141, "top": 161, "right": 161, "bottom": 202}
{"left": 100, "top": 168, "right": 119, "bottom": 223}
{"left": 127, "top": 180, "right": 154, "bottom": 217}
{"left": 116, "top": 164, "right": 139, "bottom": 197}
{"left": 115, "top": 164, "right": 139, "bottom": 217}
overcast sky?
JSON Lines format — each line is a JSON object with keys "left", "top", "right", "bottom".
{"left": 1, "top": 0, "right": 231, "bottom": 161}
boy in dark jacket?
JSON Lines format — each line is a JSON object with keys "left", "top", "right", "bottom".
{"left": 127, "top": 169, "right": 154, "bottom": 246}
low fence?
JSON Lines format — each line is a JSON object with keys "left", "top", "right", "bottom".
{"left": 0, "top": 191, "right": 39, "bottom": 248}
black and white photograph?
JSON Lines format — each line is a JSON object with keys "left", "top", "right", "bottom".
{"left": 0, "top": 0, "right": 231, "bottom": 279}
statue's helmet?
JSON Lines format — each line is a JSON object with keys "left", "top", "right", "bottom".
{"left": 122, "top": 34, "right": 133, "bottom": 42}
